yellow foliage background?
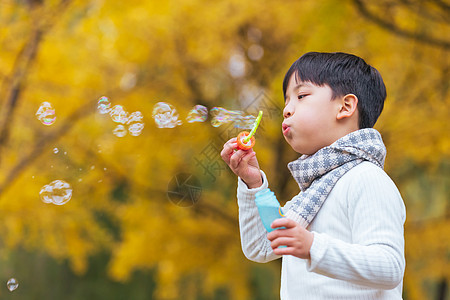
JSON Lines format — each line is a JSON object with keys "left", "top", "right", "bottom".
{"left": 0, "top": 0, "right": 448, "bottom": 299}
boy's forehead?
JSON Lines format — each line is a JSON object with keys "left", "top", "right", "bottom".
{"left": 287, "top": 74, "right": 314, "bottom": 90}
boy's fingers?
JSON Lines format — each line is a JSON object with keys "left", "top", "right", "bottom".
{"left": 267, "top": 227, "right": 285, "bottom": 241}
{"left": 220, "top": 148, "right": 230, "bottom": 164}
{"left": 229, "top": 149, "right": 247, "bottom": 169}
{"left": 241, "top": 150, "right": 256, "bottom": 164}
{"left": 271, "top": 218, "right": 296, "bottom": 229}
{"left": 273, "top": 245, "right": 293, "bottom": 256}
{"left": 224, "top": 137, "right": 237, "bottom": 150}
{"left": 270, "top": 237, "right": 292, "bottom": 249}
{"left": 221, "top": 141, "right": 238, "bottom": 163}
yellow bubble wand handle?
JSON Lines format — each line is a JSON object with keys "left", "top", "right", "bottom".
{"left": 244, "top": 111, "right": 263, "bottom": 143}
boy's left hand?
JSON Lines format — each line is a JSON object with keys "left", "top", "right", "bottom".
{"left": 267, "top": 218, "right": 314, "bottom": 259}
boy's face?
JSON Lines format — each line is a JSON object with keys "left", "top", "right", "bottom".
{"left": 282, "top": 73, "right": 342, "bottom": 155}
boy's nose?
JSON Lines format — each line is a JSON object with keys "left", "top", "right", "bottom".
{"left": 283, "top": 107, "right": 292, "bottom": 118}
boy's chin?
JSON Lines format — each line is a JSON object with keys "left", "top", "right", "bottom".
{"left": 284, "top": 136, "right": 309, "bottom": 154}
{"left": 286, "top": 142, "right": 304, "bottom": 155}
{"left": 292, "top": 144, "right": 317, "bottom": 156}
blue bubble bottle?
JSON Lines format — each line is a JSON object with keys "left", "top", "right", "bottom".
{"left": 255, "top": 188, "right": 285, "bottom": 232}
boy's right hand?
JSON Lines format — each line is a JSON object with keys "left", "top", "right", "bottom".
{"left": 221, "top": 137, "right": 263, "bottom": 188}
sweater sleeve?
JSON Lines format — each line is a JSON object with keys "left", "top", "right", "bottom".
{"left": 306, "top": 166, "right": 406, "bottom": 289}
{"left": 237, "top": 170, "right": 281, "bottom": 263}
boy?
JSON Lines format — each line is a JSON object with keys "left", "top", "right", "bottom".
{"left": 221, "top": 52, "right": 406, "bottom": 299}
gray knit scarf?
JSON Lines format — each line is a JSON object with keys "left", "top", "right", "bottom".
{"left": 283, "top": 128, "right": 386, "bottom": 228}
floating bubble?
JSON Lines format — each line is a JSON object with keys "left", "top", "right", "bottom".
{"left": 53, "top": 147, "right": 59, "bottom": 154}
{"left": 126, "top": 111, "right": 143, "bottom": 124}
{"left": 7, "top": 278, "right": 18, "bottom": 292}
{"left": 97, "top": 96, "right": 111, "bottom": 114}
{"left": 110, "top": 105, "right": 128, "bottom": 124}
{"left": 186, "top": 105, "right": 208, "bottom": 123}
{"left": 36, "top": 102, "right": 56, "bottom": 125}
{"left": 113, "top": 125, "right": 127, "bottom": 137}
{"left": 235, "top": 115, "right": 256, "bottom": 129}
{"left": 152, "top": 102, "right": 182, "bottom": 128}
{"left": 210, "top": 107, "right": 237, "bottom": 127}
{"left": 209, "top": 107, "right": 243, "bottom": 127}
{"left": 40, "top": 184, "right": 54, "bottom": 204}
{"left": 39, "top": 180, "right": 72, "bottom": 205}
{"left": 126, "top": 111, "right": 144, "bottom": 136}
{"left": 210, "top": 107, "right": 257, "bottom": 129}
{"left": 128, "top": 122, "right": 144, "bottom": 136}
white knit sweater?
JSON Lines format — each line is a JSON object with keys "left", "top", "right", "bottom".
{"left": 237, "top": 162, "right": 406, "bottom": 300}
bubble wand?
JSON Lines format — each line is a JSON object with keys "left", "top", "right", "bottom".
{"left": 236, "top": 110, "right": 263, "bottom": 150}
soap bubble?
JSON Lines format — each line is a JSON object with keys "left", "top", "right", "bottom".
{"left": 126, "top": 111, "right": 143, "bottom": 124}
{"left": 36, "top": 102, "right": 56, "bottom": 125}
{"left": 110, "top": 105, "right": 128, "bottom": 124}
{"left": 128, "top": 122, "right": 144, "bottom": 136}
{"left": 7, "top": 278, "right": 18, "bottom": 292}
{"left": 39, "top": 180, "right": 72, "bottom": 205}
{"left": 210, "top": 107, "right": 257, "bottom": 129}
{"left": 235, "top": 115, "right": 256, "bottom": 129}
{"left": 113, "top": 125, "right": 127, "bottom": 137}
{"left": 210, "top": 107, "right": 239, "bottom": 127}
{"left": 53, "top": 147, "right": 59, "bottom": 154}
{"left": 126, "top": 111, "right": 144, "bottom": 136}
{"left": 97, "top": 96, "right": 111, "bottom": 114}
{"left": 186, "top": 105, "right": 208, "bottom": 123}
{"left": 152, "top": 102, "right": 182, "bottom": 128}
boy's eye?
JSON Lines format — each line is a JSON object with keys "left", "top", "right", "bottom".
{"left": 297, "top": 94, "right": 307, "bottom": 100}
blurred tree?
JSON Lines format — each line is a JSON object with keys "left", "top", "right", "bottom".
{"left": 352, "top": 0, "right": 450, "bottom": 50}
{"left": 0, "top": 0, "right": 448, "bottom": 299}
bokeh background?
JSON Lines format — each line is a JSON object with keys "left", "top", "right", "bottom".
{"left": 0, "top": 0, "right": 449, "bottom": 299}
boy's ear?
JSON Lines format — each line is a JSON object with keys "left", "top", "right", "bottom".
{"left": 336, "top": 94, "right": 358, "bottom": 120}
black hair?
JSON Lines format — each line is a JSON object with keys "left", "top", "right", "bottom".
{"left": 282, "top": 52, "right": 386, "bottom": 129}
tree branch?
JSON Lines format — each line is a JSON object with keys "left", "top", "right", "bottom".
{"left": 0, "top": 0, "right": 74, "bottom": 164}
{"left": 0, "top": 28, "right": 44, "bottom": 160}
{"left": 352, "top": 0, "right": 450, "bottom": 50}
{"left": 399, "top": 0, "right": 450, "bottom": 23}
{"left": 429, "top": 0, "right": 450, "bottom": 13}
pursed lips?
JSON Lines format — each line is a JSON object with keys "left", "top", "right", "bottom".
{"left": 282, "top": 123, "right": 290, "bottom": 135}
